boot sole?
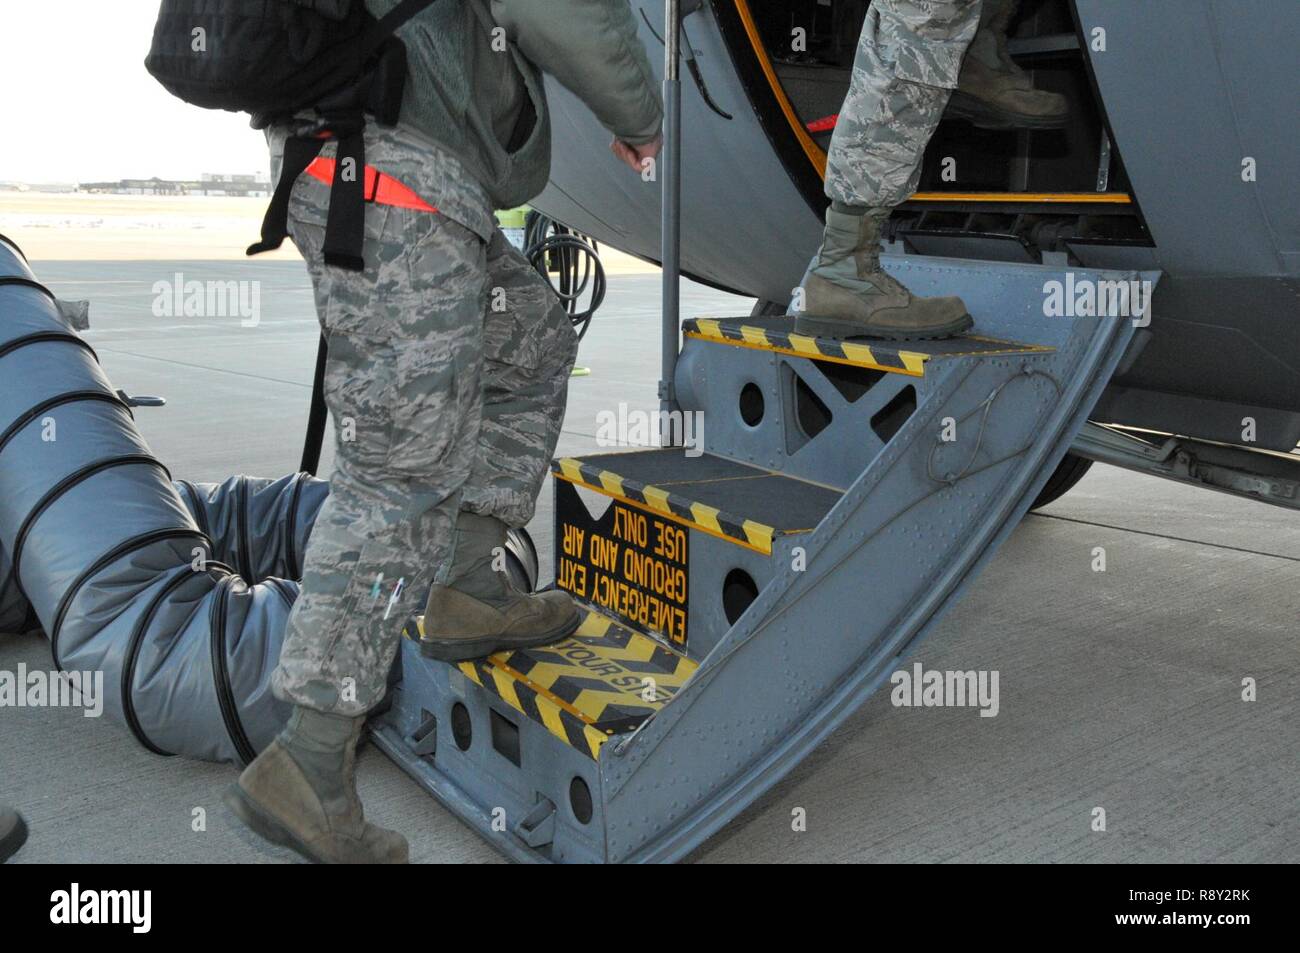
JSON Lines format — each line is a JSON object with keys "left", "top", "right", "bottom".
{"left": 222, "top": 783, "right": 324, "bottom": 865}
{"left": 0, "top": 816, "right": 28, "bottom": 863}
{"left": 945, "top": 92, "right": 1069, "bottom": 131}
{"left": 795, "top": 312, "right": 974, "bottom": 342}
{"left": 418, "top": 608, "right": 583, "bottom": 662}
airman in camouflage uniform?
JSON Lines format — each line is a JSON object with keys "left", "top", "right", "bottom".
{"left": 800, "top": 0, "right": 1067, "bottom": 342}
{"left": 225, "top": 0, "right": 663, "bottom": 865}
{"left": 266, "top": 123, "right": 581, "bottom": 718}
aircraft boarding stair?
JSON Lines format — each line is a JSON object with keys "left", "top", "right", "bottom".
{"left": 370, "top": 254, "right": 1154, "bottom": 862}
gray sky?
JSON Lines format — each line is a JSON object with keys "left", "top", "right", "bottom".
{"left": 1, "top": 1, "right": 270, "bottom": 183}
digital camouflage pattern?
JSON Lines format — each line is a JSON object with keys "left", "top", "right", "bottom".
{"left": 268, "top": 121, "right": 502, "bottom": 245}
{"left": 268, "top": 123, "right": 578, "bottom": 716}
{"left": 825, "top": 0, "right": 983, "bottom": 208}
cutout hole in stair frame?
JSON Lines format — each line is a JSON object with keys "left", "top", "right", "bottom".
{"left": 490, "top": 708, "right": 521, "bottom": 766}
{"left": 739, "top": 381, "right": 765, "bottom": 427}
{"left": 722, "top": 568, "right": 760, "bottom": 626}
{"left": 782, "top": 363, "right": 834, "bottom": 458}
{"left": 795, "top": 376, "right": 832, "bottom": 440}
{"left": 451, "top": 702, "right": 473, "bottom": 752}
{"left": 811, "top": 358, "right": 887, "bottom": 403}
{"left": 870, "top": 386, "right": 918, "bottom": 444}
{"left": 569, "top": 776, "right": 594, "bottom": 825}
{"left": 568, "top": 480, "right": 614, "bottom": 523}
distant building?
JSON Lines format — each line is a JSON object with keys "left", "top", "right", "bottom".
{"left": 78, "top": 175, "right": 271, "bottom": 197}
{"left": 0, "top": 182, "right": 78, "bottom": 193}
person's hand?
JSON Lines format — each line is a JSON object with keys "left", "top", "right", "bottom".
{"left": 611, "top": 132, "right": 663, "bottom": 174}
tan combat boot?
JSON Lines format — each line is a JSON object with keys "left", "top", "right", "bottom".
{"left": 419, "top": 511, "right": 579, "bottom": 661}
{"left": 946, "top": 16, "right": 1068, "bottom": 130}
{"left": 983, "top": 0, "right": 1035, "bottom": 91}
{"left": 797, "top": 206, "right": 972, "bottom": 341}
{"left": 224, "top": 707, "right": 408, "bottom": 864}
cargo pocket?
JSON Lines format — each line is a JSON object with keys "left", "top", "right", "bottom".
{"left": 321, "top": 331, "right": 399, "bottom": 476}
{"left": 482, "top": 304, "right": 549, "bottom": 374}
{"left": 482, "top": 231, "right": 576, "bottom": 374}
{"left": 872, "top": 2, "right": 977, "bottom": 91}
{"left": 379, "top": 340, "right": 479, "bottom": 487}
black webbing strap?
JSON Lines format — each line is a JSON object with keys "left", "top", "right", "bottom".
{"left": 321, "top": 128, "right": 367, "bottom": 271}
{"left": 247, "top": 134, "right": 329, "bottom": 260}
{"left": 246, "top": 125, "right": 367, "bottom": 273}
{"left": 300, "top": 331, "right": 330, "bottom": 475}
{"left": 364, "top": 0, "right": 442, "bottom": 58}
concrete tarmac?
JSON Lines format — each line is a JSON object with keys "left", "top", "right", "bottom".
{"left": 1, "top": 260, "right": 1295, "bottom": 863}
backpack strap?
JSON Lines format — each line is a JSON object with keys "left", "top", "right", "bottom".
{"left": 363, "top": 0, "right": 443, "bottom": 58}
{"left": 247, "top": 0, "right": 442, "bottom": 272}
{"left": 247, "top": 134, "right": 329, "bottom": 261}
{"left": 320, "top": 127, "right": 367, "bottom": 271}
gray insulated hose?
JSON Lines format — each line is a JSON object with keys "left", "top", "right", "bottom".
{"left": 0, "top": 236, "right": 540, "bottom": 764}
{"left": 0, "top": 237, "right": 301, "bottom": 763}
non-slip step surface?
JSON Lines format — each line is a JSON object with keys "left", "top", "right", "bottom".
{"left": 684, "top": 315, "right": 1052, "bottom": 377}
{"left": 441, "top": 608, "right": 697, "bottom": 760}
{"left": 553, "top": 449, "right": 842, "bottom": 554}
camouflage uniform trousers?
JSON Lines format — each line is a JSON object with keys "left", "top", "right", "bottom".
{"left": 825, "top": 0, "right": 983, "bottom": 209}
{"left": 268, "top": 124, "right": 579, "bottom": 717}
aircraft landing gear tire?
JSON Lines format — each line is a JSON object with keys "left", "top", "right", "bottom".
{"left": 1031, "top": 453, "right": 1094, "bottom": 510}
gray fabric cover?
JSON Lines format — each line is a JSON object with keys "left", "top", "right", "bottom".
{"left": 1, "top": 239, "right": 537, "bottom": 764}
{"left": 0, "top": 239, "right": 305, "bottom": 763}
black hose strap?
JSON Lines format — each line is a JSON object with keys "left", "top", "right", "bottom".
{"left": 0, "top": 233, "right": 29, "bottom": 261}
{"left": 268, "top": 577, "right": 297, "bottom": 610}
{"left": 285, "top": 473, "right": 306, "bottom": 581}
{"left": 0, "top": 331, "right": 97, "bottom": 363}
{"left": 0, "top": 391, "right": 133, "bottom": 460}
{"left": 120, "top": 564, "right": 214, "bottom": 758}
{"left": 122, "top": 559, "right": 235, "bottom": 757}
{"left": 300, "top": 333, "right": 329, "bottom": 475}
{"left": 176, "top": 480, "right": 210, "bottom": 539}
{"left": 0, "top": 276, "right": 56, "bottom": 302}
{"left": 10, "top": 454, "right": 173, "bottom": 591}
{"left": 234, "top": 476, "right": 253, "bottom": 584}
{"left": 49, "top": 527, "right": 211, "bottom": 671}
{"left": 18, "top": 601, "right": 41, "bottom": 636}
{"left": 209, "top": 575, "right": 257, "bottom": 765}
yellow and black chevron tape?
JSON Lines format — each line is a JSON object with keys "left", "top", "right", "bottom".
{"left": 552, "top": 457, "right": 780, "bottom": 555}
{"left": 684, "top": 317, "right": 930, "bottom": 376}
{"left": 456, "top": 610, "right": 697, "bottom": 760}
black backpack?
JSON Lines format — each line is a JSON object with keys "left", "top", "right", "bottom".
{"left": 145, "top": 0, "right": 440, "bottom": 270}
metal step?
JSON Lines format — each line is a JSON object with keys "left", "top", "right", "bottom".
{"left": 411, "top": 608, "right": 695, "bottom": 760}
{"left": 553, "top": 450, "right": 839, "bottom": 555}
{"left": 372, "top": 603, "right": 701, "bottom": 863}
{"left": 553, "top": 449, "right": 842, "bottom": 656}
{"left": 677, "top": 310, "right": 1060, "bottom": 490}
{"left": 683, "top": 315, "right": 1050, "bottom": 378}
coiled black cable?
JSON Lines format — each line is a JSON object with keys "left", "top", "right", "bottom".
{"left": 524, "top": 211, "right": 606, "bottom": 340}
